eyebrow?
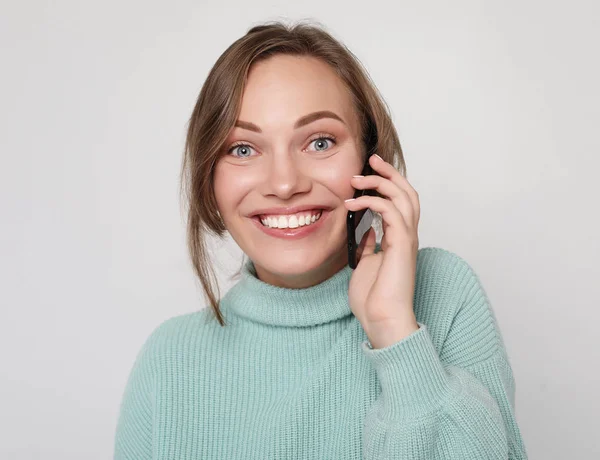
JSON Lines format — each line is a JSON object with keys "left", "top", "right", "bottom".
{"left": 234, "top": 110, "right": 346, "bottom": 133}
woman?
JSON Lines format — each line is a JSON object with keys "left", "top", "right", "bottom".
{"left": 114, "top": 20, "right": 528, "bottom": 459}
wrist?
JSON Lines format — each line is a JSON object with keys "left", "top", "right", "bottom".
{"left": 366, "top": 315, "right": 420, "bottom": 349}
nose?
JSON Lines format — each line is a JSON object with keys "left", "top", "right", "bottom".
{"left": 261, "top": 152, "right": 311, "bottom": 200}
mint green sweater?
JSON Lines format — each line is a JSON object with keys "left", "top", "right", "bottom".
{"left": 114, "top": 246, "right": 528, "bottom": 459}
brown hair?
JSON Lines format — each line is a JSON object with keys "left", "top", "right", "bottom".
{"left": 179, "top": 19, "right": 406, "bottom": 327}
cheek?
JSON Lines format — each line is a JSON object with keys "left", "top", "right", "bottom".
{"left": 213, "top": 164, "right": 241, "bottom": 213}
{"left": 313, "top": 156, "right": 362, "bottom": 196}
{"left": 213, "top": 164, "right": 259, "bottom": 210}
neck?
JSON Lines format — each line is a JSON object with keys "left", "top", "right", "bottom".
{"left": 253, "top": 245, "right": 349, "bottom": 289}
{"left": 218, "top": 243, "right": 381, "bottom": 328}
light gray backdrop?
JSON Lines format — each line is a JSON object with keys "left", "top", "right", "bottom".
{"left": 1, "top": 0, "right": 598, "bottom": 458}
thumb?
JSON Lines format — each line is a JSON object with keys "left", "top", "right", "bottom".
{"left": 357, "top": 227, "right": 377, "bottom": 262}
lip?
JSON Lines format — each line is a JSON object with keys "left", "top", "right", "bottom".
{"left": 250, "top": 210, "right": 331, "bottom": 239}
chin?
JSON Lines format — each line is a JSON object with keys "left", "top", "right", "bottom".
{"left": 259, "top": 252, "right": 325, "bottom": 275}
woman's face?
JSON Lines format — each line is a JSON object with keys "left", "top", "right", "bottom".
{"left": 214, "top": 54, "right": 364, "bottom": 288}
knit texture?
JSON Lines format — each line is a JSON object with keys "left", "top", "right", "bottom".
{"left": 114, "top": 246, "right": 528, "bottom": 459}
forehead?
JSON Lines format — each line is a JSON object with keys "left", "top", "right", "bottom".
{"left": 237, "top": 54, "right": 357, "bottom": 132}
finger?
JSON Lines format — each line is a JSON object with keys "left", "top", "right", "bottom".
{"left": 351, "top": 175, "right": 415, "bottom": 228}
{"left": 367, "top": 154, "right": 421, "bottom": 223}
{"left": 357, "top": 226, "right": 377, "bottom": 263}
{"left": 344, "top": 195, "right": 409, "bottom": 235}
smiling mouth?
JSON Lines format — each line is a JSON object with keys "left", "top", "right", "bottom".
{"left": 250, "top": 209, "right": 331, "bottom": 238}
{"left": 254, "top": 210, "right": 324, "bottom": 229}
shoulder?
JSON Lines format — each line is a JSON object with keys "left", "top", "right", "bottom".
{"left": 414, "top": 246, "right": 505, "bottom": 364}
{"left": 149, "top": 309, "right": 212, "bottom": 337}
{"left": 131, "top": 309, "right": 215, "bottom": 370}
{"left": 416, "top": 246, "right": 485, "bottom": 303}
{"left": 377, "top": 243, "right": 484, "bottom": 304}
{"left": 416, "top": 246, "right": 473, "bottom": 273}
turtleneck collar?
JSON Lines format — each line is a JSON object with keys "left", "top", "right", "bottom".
{"left": 220, "top": 257, "right": 355, "bottom": 327}
{"left": 220, "top": 244, "right": 382, "bottom": 327}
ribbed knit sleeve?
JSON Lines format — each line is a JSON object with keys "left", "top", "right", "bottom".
{"left": 114, "top": 323, "right": 162, "bottom": 460}
{"left": 360, "top": 256, "right": 528, "bottom": 459}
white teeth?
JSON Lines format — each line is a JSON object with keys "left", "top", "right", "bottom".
{"left": 260, "top": 210, "right": 323, "bottom": 229}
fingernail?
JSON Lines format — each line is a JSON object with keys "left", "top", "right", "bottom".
{"left": 374, "top": 154, "right": 383, "bottom": 161}
{"left": 352, "top": 175, "right": 364, "bottom": 178}
{"left": 344, "top": 198, "right": 355, "bottom": 202}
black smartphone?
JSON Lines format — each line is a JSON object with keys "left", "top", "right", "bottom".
{"left": 347, "top": 122, "right": 379, "bottom": 269}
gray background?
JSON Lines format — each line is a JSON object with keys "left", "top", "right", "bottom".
{"left": 1, "top": 0, "right": 598, "bottom": 458}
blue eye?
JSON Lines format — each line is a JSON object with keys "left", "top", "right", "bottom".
{"left": 226, "top": 133, "right": 337, "bottom": 158}
{"left": 227, "top": 143, "right": 255, "bottom": 158}
{"left": 307, "top": 135, "right": 337, "bottom": 152}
